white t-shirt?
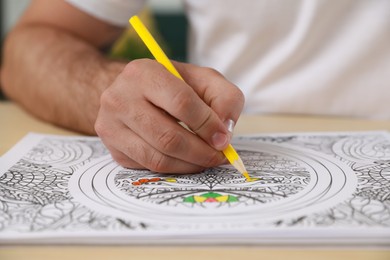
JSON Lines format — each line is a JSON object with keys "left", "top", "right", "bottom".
{"left": 66, "top": 0, "right": 390, "bottom": 119}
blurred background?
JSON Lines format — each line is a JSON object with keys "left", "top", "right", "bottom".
{"left": 0, "top": 0, "right": 188, "bottom": 99}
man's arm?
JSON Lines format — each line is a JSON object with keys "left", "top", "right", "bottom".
{"left": 1, "top": 0, "right": 245, "bottom": 173}
{"left": 1, "top": 0, "right": 125, "bottom": 134}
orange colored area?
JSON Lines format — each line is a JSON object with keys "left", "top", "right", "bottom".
{"left": 139, "top": 178, "right": 149, "bottom": 184}
{"left": 132, "top": 177, "right": 174, "bottom": 186}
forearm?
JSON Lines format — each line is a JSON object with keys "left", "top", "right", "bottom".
{"left": 1, "top": 24, "right": 125, "bottom": 134}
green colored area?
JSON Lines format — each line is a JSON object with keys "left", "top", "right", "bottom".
{"left": 183, "top": 196, "right": 196, "bottom": 203}
{"left": 183, "top": 192, "right": 239, "bottom": 203}
{"left": 226, "top": 195, "right": 239, "bottom": 202}
{"left": 203, "top": 192, "right": 223, "bottom": 198}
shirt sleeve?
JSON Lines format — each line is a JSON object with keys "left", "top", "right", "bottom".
{"left": 65, "top": 0, "right": 146, "bottom": 27}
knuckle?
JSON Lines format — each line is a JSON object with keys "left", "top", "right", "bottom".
{"left": 94, "top": 118, "right": 104, "bottom": 136}
{"left": 94, "top": 118, "right": 112, "bottom": 139}
{"left": 193, "top": 110, "right": 213, "bottom": 133}
{"left": 222, "top": 86, "right": 245, "bottom": 112}
{"left": 203, "top": 67, "right": 223, "bottom": 78}
{"left": 171, "top": 89, "right": 193, "bottom": 112}
{"left": 99, "top": 89, "right": 112, "bottom": 108}
{"left": 131, "top": 109, "right": 149, "bottom": 124}
{"left": 156, "top": 130, "right": 183, "bottom": 153}
{"left": 148, "top": 151, "right": 170, "bottom": 172}
{"left": 232, "top": 87, "right": 245, "bottom": 105}
{"left": 100, "top": 88, "right": 127, "bottom": 114}
{"left": 123, "top": 59, "right": 149, "bottom": 77}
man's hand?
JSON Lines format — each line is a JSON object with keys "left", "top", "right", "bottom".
{"left": 1, "top": 0, "right": 244, "bottom": 174}
{"left": 95, "top": 59, "right": 244, "bottom": 173}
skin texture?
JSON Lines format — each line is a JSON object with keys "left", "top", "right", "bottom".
{"left": 1, "top": 0, "right": 245, "bottom": 173}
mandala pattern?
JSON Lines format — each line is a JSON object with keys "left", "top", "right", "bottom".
{"left": 0, "top": 132, "right": 389, "bottom": 244}
{"left": 68, "top": 141, "right": 356, "bottom": 224}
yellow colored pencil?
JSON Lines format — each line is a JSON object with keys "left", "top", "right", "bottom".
{"left": 129, "top": 15, "right": 251, "bottom": 180}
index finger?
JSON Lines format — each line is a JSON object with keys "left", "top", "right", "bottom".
{"left": 173, "top": 61, "right": 245, "bottom": 130}
{"left": 133, "top": 60, "right": 232, "bottom": 151}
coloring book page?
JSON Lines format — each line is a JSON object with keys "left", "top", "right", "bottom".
{"left": 0, "top": 132, "right": 389, "bottom": 245}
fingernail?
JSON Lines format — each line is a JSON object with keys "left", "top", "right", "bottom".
{"left": 224, "top": 119, "right": 235, "bottom": 133}
{"left": 211, "top": 132, "right": 229, "bottom": 150}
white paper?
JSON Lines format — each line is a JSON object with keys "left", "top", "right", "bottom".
{"left": 0, "top": 132, "right": 389, "bottom": 246}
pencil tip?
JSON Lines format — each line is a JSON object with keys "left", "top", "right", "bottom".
{"left": 242, "top": 171, "right": 251, "bottom": 180}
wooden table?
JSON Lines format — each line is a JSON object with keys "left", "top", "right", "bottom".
{"left": 0, "top": 101, "right": 389, "bottom": 260}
